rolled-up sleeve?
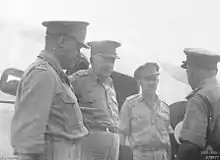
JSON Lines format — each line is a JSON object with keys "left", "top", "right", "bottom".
{"left": 179, "top": 95, "right": 208, "bottom": 147}
{"left": 167, "top": 111, "right": 174, "bottom": 134}
{"left": 119, "top": 101, "right": 131, "bottom": 137}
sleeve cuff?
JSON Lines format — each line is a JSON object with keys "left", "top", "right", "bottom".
{"left": 180, "top": 129, "right": 206, "bottom": 147}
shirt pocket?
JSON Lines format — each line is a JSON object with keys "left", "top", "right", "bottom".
{"left": 131, "top": 114, "right": 149, "bottom": 132}
{"left": 60, "top": 93, "right": 84, "bottom": 133}
{"left": 155, "top": 111, "right": 169, "bottom": 138}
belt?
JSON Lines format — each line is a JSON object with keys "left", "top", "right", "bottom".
{"left": 89, "top": 126, "right": 119, "bottom": 134}
{"left": 134, "top": 144, "right": 168, "bottom": 152}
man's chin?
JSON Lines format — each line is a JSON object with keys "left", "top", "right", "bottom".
{"left": 147, "top": 88, "right": 157, "bottom": 94}
{"left": 103, "top": 71, "right": 113, "bottom": 77}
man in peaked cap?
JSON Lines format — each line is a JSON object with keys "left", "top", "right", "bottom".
{"left": 11, "top": 21, "right": 90, "bottom": 160}
{"left": 119, "top": 62, "right": 173, "bottom": 160}
{"left": 175, "top": 48, "right": 220, "bottom": 160}
{"left": 69, "top": 40, "right": 121, "bottom": 160}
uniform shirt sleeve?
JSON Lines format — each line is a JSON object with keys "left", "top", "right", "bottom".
{"left": 168, "top": 124, "right": 174, "bottom": 134}
{"left": 164, "top": 103, "right": 174, "bottom": 134}
{"left": 179, "top": 95, "right": 208, "bottom": 147}
{"left": 167, "top": 110, "right": 174, "bottom": 134}
{"left": 17, "top": 68, "right": 55, "bottom": 143}
{"left": 119, "top": 100, "right": 131, "bottom": 137}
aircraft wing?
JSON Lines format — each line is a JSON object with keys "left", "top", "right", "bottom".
{"left": 159, "top": 61, "right": 188, "bottom": 85}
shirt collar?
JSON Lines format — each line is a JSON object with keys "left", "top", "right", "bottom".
{"left": 198, "top": 76, "right": 218, "bottom": 89}
{"left": 88, "top": 67, "right": 113, "bottom": 85}
{"left": 138, "top": 93, "right": 160, "bottom": 109}
{"left": 186, "top": 76, "right": 218, "bottom": 100}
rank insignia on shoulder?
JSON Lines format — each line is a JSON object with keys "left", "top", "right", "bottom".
{"left": 35, "top": 62, "right": 48, "bottom": 71}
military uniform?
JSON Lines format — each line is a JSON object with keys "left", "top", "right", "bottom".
{"left": 69, "top": 40, "right": 121, "bottom": 160}
{"left": 169, "top": 101, "right": 187, "bottom": 159}
{"left": 10, "top": 21, "right": 89, "bottom": 160}
{"left": 176, "top": 48, "right": 220, "bottom": 160}
{"left": 120, "top": 93, "right": 173, "bottom": 160}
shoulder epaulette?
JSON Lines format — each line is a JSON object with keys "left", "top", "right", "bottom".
{"left": 124, "top": 94, "right": 140, "bottom": 112}
{"left": 126, "top": 94, "right": 140, "bottom": 102}
{"left": 23, "top": 60, "right": 48, "bottom": 78}
{"left": 69, "top": 69, "right": 88, "bottom": 81}
{"left": 34, "top": 61, "right": 48, "bottom": 71}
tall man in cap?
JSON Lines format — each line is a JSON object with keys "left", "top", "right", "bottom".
{"left": 69, "top": 40, "right": 121, "bottom": 160}
{"left": 175, "top": 48, "right": 220, "bottom": 160}
{"left": 10, "top": 21, "right": 90, "bottom": 160}
{"left": 119, "top": 62, "right": 173, "bottom": 160}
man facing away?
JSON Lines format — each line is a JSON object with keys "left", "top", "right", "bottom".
{"left": 69, "top": 40, "right": 121, "bottom": 160}
{"left": 11, "top": 21, "right": 90, "bottom": 160}
{"left": 120, "top": 62, "right": 173, "bottom": 160}
{"left": 176, "top": 48, "right": 220, "bottom": 160}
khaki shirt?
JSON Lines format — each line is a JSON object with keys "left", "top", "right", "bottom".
{"left": 69, "top": 68, "right": 119, "bottom": 129}
{"left": 180, "top": 77, "right": 220, "bottom": 148}
{"left": 11, "top": 52, "right": 88, "bottom": 154}
{"left": 119, "top": 94, "right": 172, "bottom": 149}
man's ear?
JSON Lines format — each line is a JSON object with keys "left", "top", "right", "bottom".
{"left": 90, "top": 56, "right": 94, "bottom": 64}
{"left": 137, "top": 80, "right": 141, "bottom": 88}
{"left": 58, "top": 36, "right": 65, "bottom": 48}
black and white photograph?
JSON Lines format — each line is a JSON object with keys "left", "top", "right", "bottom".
{"left": 0, "top": 0, "right": 220, "bottom": 160}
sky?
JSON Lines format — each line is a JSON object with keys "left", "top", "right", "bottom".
{"left": 1, "top": 0, "right": 220, "bottom": 155}
{"left": 0, "top": 0, "right": 220, "bottom": 99}
{"left": 0, "top": 0, "right": 220, "bottom": 97}
{"left": 1, "top": 0, "right": 220, "bottom": 70}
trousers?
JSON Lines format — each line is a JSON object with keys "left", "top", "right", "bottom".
{"left": 80, "top": 130, "right": 120, "bottom": 160}
{"left": 133, "top": 149, "right": 168, "bottom": 160}
{"left": 15, "top": 135, "right": 81, "bottom": 160}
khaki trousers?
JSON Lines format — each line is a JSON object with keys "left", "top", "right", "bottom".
{"left": 133, "top": 149, "right": 168, "bottom": 160}
{"left": 80, "top": 131, "right": 120, "bottom": 160}
{"left": 15, "top": 136, "right": 81, "bottom": 160}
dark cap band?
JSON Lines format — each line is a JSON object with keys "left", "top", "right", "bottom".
{"left": 42, "top": 21, "right": 90, "bottom": 48}
{"left": 134, "top": 62, "right": 160, "bottom": 79}
{"left": 181, "top": 48, "right": 220, "bottom": 70}
{"left": 87, "top": 40, "right": 121, "bottom": 59}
